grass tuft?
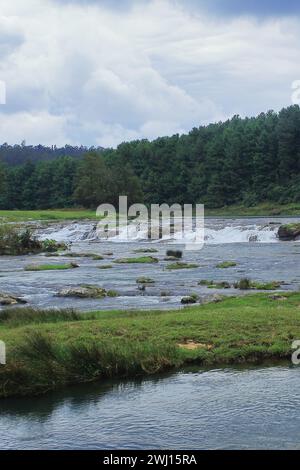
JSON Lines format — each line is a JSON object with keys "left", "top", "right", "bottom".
{"left": 216, "top": 261, "right": 237, "bottom": 269}
{"left": 25, "top": 263, "right": 79, "bottom": 271}
{"left": 0, "top": 307, "right": 83, "bottom": 327}
{"left": 166, "top": 262, "right": 199, "bottom": 270}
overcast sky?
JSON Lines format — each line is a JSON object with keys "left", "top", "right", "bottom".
{"left": 0, "top": 0, "right": 300, "bottom": 147}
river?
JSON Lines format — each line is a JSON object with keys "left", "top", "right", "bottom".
{"left": 0, "top": 217, "right": 299, "bottom": 311}
{"left": 0, "top": 217, "right": 299, "bottom": 450}
{"left": 0, "top": 365, "right": 299, "bottom": 450}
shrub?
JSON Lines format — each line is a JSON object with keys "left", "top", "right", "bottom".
{"left": 0, "top": 225, "right": 40, "bottom": 255}
{"left": 235, "top": 278, "right": 252, "bottom": 290}
{"left": 0, "top": 224, "right": 67, "bottom": 256}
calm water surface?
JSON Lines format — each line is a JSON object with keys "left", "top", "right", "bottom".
{"left": 0, "top": 366, "right": 299, "bottom": 450}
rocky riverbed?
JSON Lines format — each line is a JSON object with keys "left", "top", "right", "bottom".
{"left": 0, "top": 217, "right": 299, "bottom": 312}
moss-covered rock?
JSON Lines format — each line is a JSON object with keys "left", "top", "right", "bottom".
{"left": 278, "top": 223, "right": 300, "bottom": 241}
{"left": 65, "top": 253, "right": 103, "bottom": 260}
{"left": 115, "top": 256, "right": 159, "bottom": 264}
{"left": 107, "top": 290, "right": 118, "bottom": 297}
{"left": 166, "top": 262, "right": 199, "bottom": 270}
{"left": 57, "top": 285, "right": 107, "bottom": 298}
{"left": 181, "top": 294, "right": 199, "bottom": 305}
{"left": 25, "top": 262, "right": 79, "bottom": 271}
{"left": 133, "top": 248, "right": 158, "bottom": 254}
{"left": 198, "top": 280, "right": 231, "bottom": 289}
{"left": 136, "top": 277, "right": 155, "bottom": 284}
{"left": 216, "top": 261, "right": 237, "bottom": 269}
{"left": 234, "top": 278, "right": 282, "bottom": 290}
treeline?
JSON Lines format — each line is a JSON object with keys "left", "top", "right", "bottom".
{"left": 0, "top": 155, "right": 142, "bottom": 209}
{"left": 0, "top": 143, "right": 103, "bottom": 166}
{"left": 0, "top": 105, "right": 299, "bottom": 209}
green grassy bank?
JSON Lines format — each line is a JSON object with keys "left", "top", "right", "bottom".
{"left": 0, "top": 202, "right": 299, "bottom": 223}
{"left": 0, "top": 292, "right": 299, "bottom": 398}
{"left": 0, "top": 209, "right": 97, "bottom": 222}
{"left": 206, "top": 202, "right": 300, "bottom": 217}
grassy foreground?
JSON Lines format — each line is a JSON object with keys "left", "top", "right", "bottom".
{"left": 0, "top": 293, "right": 299, "bottom": 398}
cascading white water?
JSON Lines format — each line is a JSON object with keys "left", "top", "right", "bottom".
{"left": 36, "top": 223, "right": 97, "bottom": 242}
{"left": 35, "top": 220, "right": 283, "bottom": 244}
{"left": 205, "top": 225, "right": 278, "bottom": 244}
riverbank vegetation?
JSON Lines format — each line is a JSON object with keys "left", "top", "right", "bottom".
{"left": 0, "top": 203, "right": 300, "bottom": 224}
{"left": 0, "top": 225, "right": 66, "bottom": 255}
{"left": 0, "top": 292, "right": 299, "bottom": 398}
{"left": 0, "top": 105, "right": 300, "bottom": 212}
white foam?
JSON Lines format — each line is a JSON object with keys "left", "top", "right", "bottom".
{"left": 36, "top": 223, "right": 97, "bottom": 242}
{"left": 36, "top": 220, "right": 282, "bottom": 244}
{"left": 204, "top": 224, "right": 278, "bottom": 244}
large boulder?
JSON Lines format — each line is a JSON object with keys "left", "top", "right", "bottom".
{"left": 0, "top": 293, "right": 27, "bottom": 306}
{"left": 57, "top": 285, "right": 107, "bottom": 298}
{"left": 278, "top": 223, "right": 300, "bottom": 241}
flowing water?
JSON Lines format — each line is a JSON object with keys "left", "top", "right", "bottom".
{"left": 0, "top": 217, "right": 299, "bottom": 311}
{"left": 0, "top": 365, "right": 299, "bottom": 450}
{"left": 0, "top": 217, "right": 299, "bottom": 450}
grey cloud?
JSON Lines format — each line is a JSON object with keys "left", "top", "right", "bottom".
{"left": 0, "top": 0, "right": 299, "bottom": 147}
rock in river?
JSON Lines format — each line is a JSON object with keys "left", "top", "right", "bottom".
{"left": 0, "top": 293, "right": 27, "bottom": 306}
{"left": 278, "top": 223, "right": 300, "bottom": 241}
{"left": 57, "top": 285, "right": 107, "bottom": 299}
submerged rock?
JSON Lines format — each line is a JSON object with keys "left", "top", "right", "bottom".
{"left": 278, "top": 223, "right": 300, "bottom": 241}
{"left": 0, "top": 292, "right": 27, "bottom": 306}
{"left": 166, "top": 250, "right": 182, "bottom": 259}
{"left": 136, "top": 277, "right": 155, "bottom": 284}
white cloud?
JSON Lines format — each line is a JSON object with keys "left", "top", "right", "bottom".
{"left": 0, "top": 0, "right": 299, "bottom": 146}
{"left": 0, "top": 111, "right": 70, "bottom": 146}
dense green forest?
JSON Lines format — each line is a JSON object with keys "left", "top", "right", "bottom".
{"left": 0, "top": 143, "right": 103, "bottom": 166}
{"left": 0, "top": 105, "right": 299, "bottom": 210}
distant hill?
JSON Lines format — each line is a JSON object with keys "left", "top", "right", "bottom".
{"left": 0, "top": 143, "right": 104, "bottom": 166}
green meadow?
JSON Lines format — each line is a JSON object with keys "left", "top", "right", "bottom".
{"left": 0, "top": 292, "right": 299, "bottom": 398}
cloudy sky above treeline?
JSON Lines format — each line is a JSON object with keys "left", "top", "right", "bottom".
{"left": 0, "top": 0, "right": 299, "bottom": 147}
